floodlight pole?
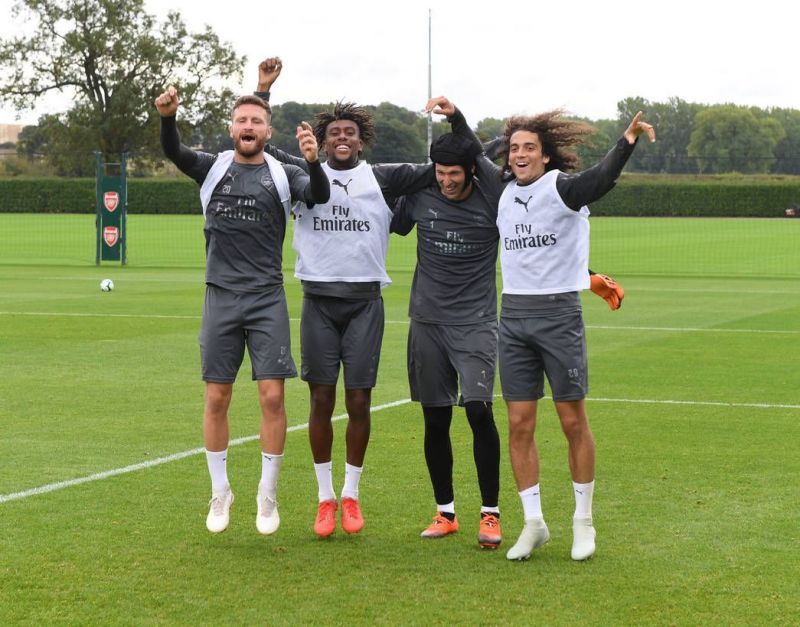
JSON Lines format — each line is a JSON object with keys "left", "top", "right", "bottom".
{"left": 426, "top": 8, "right": 432, "bottom": 163}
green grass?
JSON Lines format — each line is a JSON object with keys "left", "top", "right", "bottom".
{"left": 0, "top": 217, "right": 798, "bottom": 624}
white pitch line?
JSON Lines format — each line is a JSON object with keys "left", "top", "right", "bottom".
{"left": 586, "top": 324, "right": 800, "bottom": 335}
{"left": 587, "top": 397, "right": 800, "bottom": 410}
{"left": 0, "top": 399, "right": 411, "bottom": 505}
{"left": 1, "top": 311, "right": 798, "bottom": 334}
{"left": 0, "top": 311, "right": 202, "bottom": 320}
{"left": 1, "top": 396, "right": 797, "bottom": 505}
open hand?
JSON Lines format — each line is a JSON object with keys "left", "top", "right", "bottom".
{"left": 296, "top": 121, "right": 318, "bottom": 162}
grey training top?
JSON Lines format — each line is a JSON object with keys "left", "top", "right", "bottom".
{"left": 390, "top": 155, "right": 506, "bottom": 325}
{"left": 159, "top": 115, "right": 329, "bottom": 292}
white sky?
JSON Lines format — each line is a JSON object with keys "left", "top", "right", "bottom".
{"left": 1, "top": 0, "right": 799, "bottom": 127}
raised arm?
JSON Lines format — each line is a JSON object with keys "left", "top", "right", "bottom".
{"left": 427, "top": 95, "right": 504, "bottom": 200}
{"left": 252, "top": 57, "right": 310, "bottom": 172}
{"left": 256, "top": 57, "right": 282, "bottom": 95}
{"left": 426, "top": 96, "right": 482, "bottom": 146}
{"left": 294, "top": 121, "right": 329, "bottom": 204}
{"left": 557, "top": 110, "right": 656, "bottom": 210}
{"left": 155, "top": 85, "right": 212, "bottom": 183}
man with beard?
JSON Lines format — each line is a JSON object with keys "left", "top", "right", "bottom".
{"left": 155, "top": 85, "right": 329, "bottom": 536}
{"left": 255, "top": 58, "right": 434, "bottom": 538}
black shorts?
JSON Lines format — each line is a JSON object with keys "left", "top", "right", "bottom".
{"left": 300, "top": 295, "right": 384, "bottom": 389}
{"left": 407, "top": 320, "right": 497, "bottom": 406}
{"left": 498, "top": 310, "right": 588, "bottom": 402}
{"left": 199, "top": 284, "right": 297, "bottom": 383}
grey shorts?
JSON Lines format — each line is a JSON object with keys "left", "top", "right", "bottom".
{"left": 300, "top": 295, "right": 384, "bottom": 389}
{"left": 498, "top": 310, "right": 588, "bottom": 402}
{"left": 199, "top": 284, "right": 297, "bottom": 383}
{"left": 407, "top": 320, "right": 497, "bottom": 407}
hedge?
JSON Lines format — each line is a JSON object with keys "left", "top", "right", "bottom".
{"left": 1, "top": 175, "right": 800, "bottom": 217}
{"left": 590, "top": 175, "right": 800, "bottom": 217}
{"left": 0, "top": 178, "right": 201, "bottom": 214}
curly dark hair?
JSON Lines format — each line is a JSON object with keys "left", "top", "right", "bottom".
{"left": 499, "top": 110, "right": 594, "bottom": 178}
{"left": 314, "top": 102, "right": 376, "bottom": 149}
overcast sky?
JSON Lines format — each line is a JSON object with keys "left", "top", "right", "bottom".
{"left": 2, "top": 0, "right": 799, "bottom": 127}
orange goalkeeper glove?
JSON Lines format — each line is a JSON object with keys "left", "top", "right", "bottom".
{"left": 590, "top": 273, "right": 624, "bottom": 310}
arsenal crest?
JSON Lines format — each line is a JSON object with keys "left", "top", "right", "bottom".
{"left": 103, "top": 226, "right": 119, "bottom": 247}
{"left": 104, "top": 191, "right": 119, "bottom": 212}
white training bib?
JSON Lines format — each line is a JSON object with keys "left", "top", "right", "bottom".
{"left": 292, "top": 161, "right": 392, "bottom": 286}
{"left": 200, "top": 150, "right": 291, "bottom": 219}
{"left": 497, "top": 170, "right": 590, "bottom": 295}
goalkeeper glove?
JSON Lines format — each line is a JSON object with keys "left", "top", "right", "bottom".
{"left": 590, "top": 273, "right": 624, "bottom": 310}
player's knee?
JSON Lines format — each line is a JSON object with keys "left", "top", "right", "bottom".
{"left": 422, "top": 405, "right": 452, "bottom": 435}
{"left": 204, "top": 384, "right": 232, "bottom": 415}
{"left": 465, "top": 401, "right": 495, "bottom": 430}
{"left": 309, "top": 385, "right": 336, "bottom": 413}
{"left": 258, "top": 387, "right": 285, "bottom": 416}
{"left": 559, "top": 413, "right": 591, "bottom": 441}
{"left": 508, "top": 412, "right": 535, "bottom": 440}
{"left": 344, "top": 388, "right": 371, "bottom": 419}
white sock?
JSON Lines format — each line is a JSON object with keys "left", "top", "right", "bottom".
{"left": 205, "top": 449, "right": 229, "bottom": 493}
{"left": 314, "top": 461, "right": 336, "bottom": 502}
{"left": 341, "top": 463, "right": 363, "bottom": 501}
{"left": 573, "top": 480, "right": 594, "bottom": 519}
{"left": 481, "top": 506, "right": 500, "bottom": 515}
{"left": 437, "top": 501, "right": 455, "bottom": 515}
{"left": 259, "top": 452, "right": 284, "bottom": 500}
{"left": 519, "top": 484, "right": 543, "bottom": 520}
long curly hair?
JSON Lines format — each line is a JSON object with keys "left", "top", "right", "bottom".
{"left": 314, "top": 102, "right": 376, "bottom": 149}
{"left": 500, "top": 110, "right": 594, "bottom": 178}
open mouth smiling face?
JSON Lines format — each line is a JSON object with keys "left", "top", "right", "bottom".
{"left": 508, "top": 130, "right": 550, "bottom": 185}
{"left": 324, "top": 120, "right": 363, "bottom": 167}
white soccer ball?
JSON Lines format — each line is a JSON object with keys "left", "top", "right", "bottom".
{"left": 100, "top": 278, "right": 114, "bottom": 292}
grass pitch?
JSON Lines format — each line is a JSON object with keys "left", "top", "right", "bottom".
{"left": 0, "top": 216, "right": 798, "bottom": 624}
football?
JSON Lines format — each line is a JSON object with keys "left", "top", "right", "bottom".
{"left": 100, "top": 279, "right": 114, "bottom": 292}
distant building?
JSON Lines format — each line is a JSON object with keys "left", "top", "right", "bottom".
{"left": 0, "top": 124, "right": 24, "bottom": 144}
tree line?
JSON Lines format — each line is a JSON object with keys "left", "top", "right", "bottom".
{"left": 2, "top": 0, "right": 800, "bottom": 177}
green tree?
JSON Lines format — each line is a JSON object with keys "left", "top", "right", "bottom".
{"left": 768, "top": 108, "right": 800, "bottom": 174}
{"left": 618, "top": 97, "right": 705, "bottom": 173}
{"left": 688, "top": 105, "right": 785, "bottom": 173}
{"left": 475, "top": 117, "right": 504, "bottom": 143}
{"left": 0, "top": 0, "right": 244, "bottom": 175}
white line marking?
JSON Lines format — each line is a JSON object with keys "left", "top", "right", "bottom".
{"left": 0, "top": 311, "right": 201, "bottom": 320}
{"left": 0, "top": 399, "right": 411, "bottom": 504}
{"left": 586, "top": 324, "right": 800, "bottom": 335}
{"left": 1, "top": 311, "right": 797, "bottom": 334}
{"left": 1, "top": 396, "right": 796, "bottom": 505}
{"left": 587, "top": 397, "right": 800, "bottom": 410}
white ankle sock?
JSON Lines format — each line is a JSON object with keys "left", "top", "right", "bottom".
{"left": 519, "top": 484, "right": 543, "bottom": 520}
{"left": 437, "top": 501, "right": 455, "bottom": 515}
{"left": 573, "top": 480, "right": 594, "bottom": 519}
{"left": 314, "top": 461, "right": 336, "bottom": 502}
{"left": 341, "top": 463, "right": 363, "bottom": 500}
{"left": 259, "top": 452, "right": 284, "bottom": 500}
{"left": 205, "top": 449, "right": 229, "bottom": 493}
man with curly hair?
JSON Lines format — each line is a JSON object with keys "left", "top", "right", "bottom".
{"left": 255, "top": 58, "right": 434, "bottom": 538}
{"left": 430, "top": 96, "right": 655, "bottom": 561}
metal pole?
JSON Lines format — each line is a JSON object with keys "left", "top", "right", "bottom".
{"left": 426, "top": 8, "right": 432, "bottom": 162}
